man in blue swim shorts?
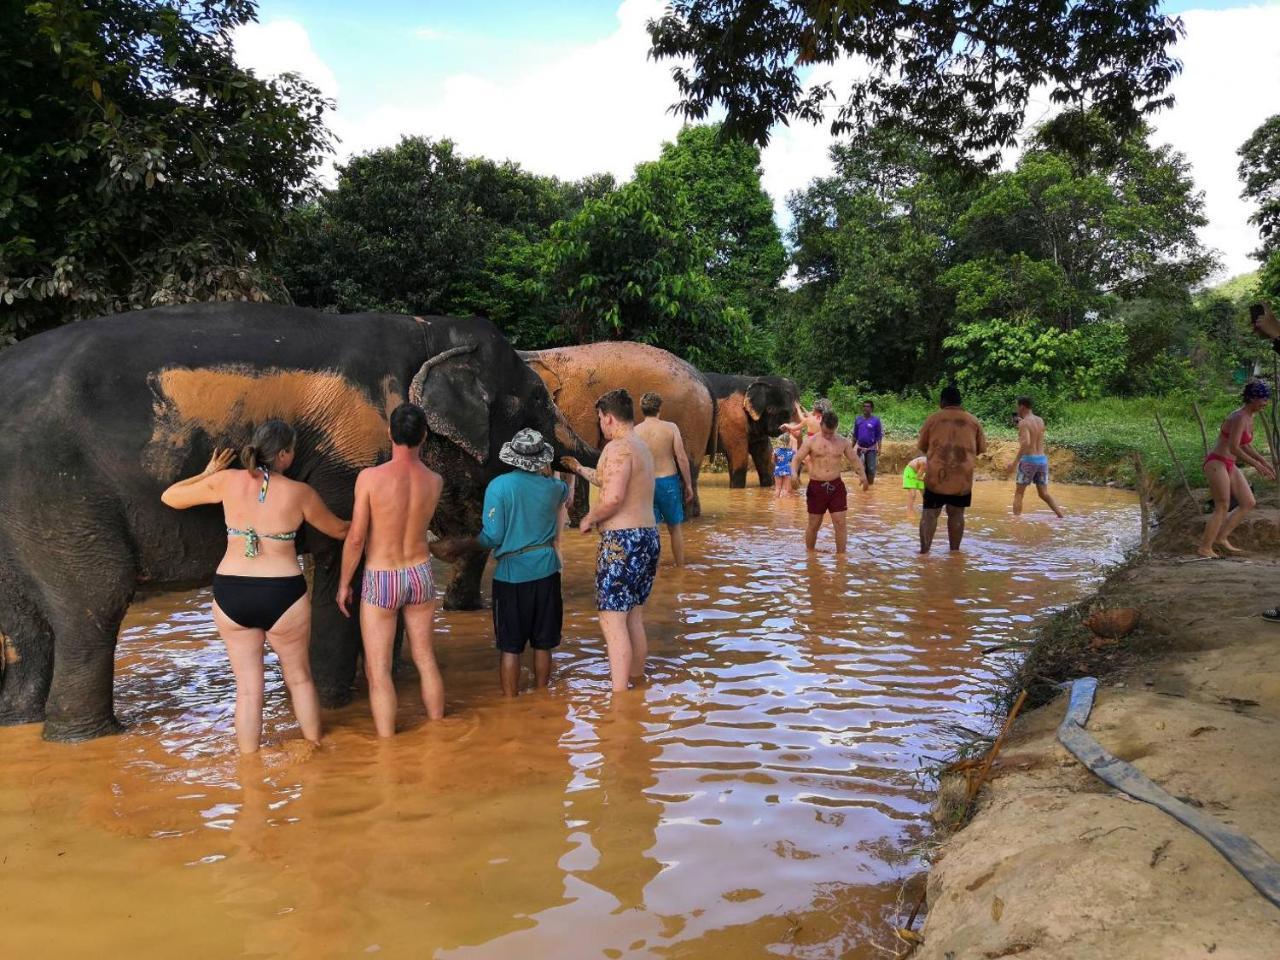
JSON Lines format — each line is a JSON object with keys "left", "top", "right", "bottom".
{"left": 565, "top": 389, "right": 661, "bottom": 692}
{"left": 635, "top": 391, "right": 695, "bottom": 566}
{"left": 1007, "top": 396, "right": 1064, "bottom": 518}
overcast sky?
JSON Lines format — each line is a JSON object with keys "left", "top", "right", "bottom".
{"left": 234, "top": 0, "right": 1280, "bottom": 282}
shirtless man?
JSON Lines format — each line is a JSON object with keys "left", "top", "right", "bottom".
{"left": 1007, "top": 396, "right": 1064, "bottom": 518}
{"left": 634, "top": 392, "right": 694, "bottom": 566}
{"left": 917, "top": 386, "right": 987, "bottom": 553}
{"left": 337, "top": 403, "right": 445, "bottom": 736}
{"left": 794, "top": 409, "right": 868, "bottom": 552}
{"left": 564, "top": 389, "right": 659, "bottom": 692}
{"left": 785, "top": 398, "right": 830, "bottom": 489}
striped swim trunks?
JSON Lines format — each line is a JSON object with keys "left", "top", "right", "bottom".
{"left": 362, "top": 560, "right": 436, "bottom": 610}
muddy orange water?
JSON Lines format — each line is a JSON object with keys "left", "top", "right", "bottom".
{"left": 1, "top": 476, "right": 1137, "bottom": 958}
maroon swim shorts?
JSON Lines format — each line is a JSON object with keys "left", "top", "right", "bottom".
{"left": 806, "top": 478, "right": 848, "bottom": 515}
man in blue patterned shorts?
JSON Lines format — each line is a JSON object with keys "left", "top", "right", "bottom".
{"left": 564, "top": 388, "right": 659, "bottom": 693}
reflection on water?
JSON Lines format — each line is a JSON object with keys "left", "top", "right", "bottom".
{"left": 0, "top": 476, "right": 1137, "bottom": 957}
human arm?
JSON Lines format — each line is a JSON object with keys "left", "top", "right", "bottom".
{"left": 974, "top": 418, "right": 988, "bottom": 456}
{"left": 302, "top": 484, "right": 350, "bottom": 542}
{"left": 1229, "top": 416, "right": 1276, "bottom": 479}
{"left": 560, "top": 455, "right": 600, "bottom": 488}
{"left": 580, "top": 445, "right": 630, "bottom": 532}
{"left": 335, "top": 475, "right": 368, "bottom": 617}
{"left": 794, "top": 436, "right": 813, "bottom": 468}
{"left": 670, "top": 425, "right": 694, "bottom": 503}
{"left": 1007, "top": 419, "right": 1031, "bottom": 477}
{"left": 874, "top": 418, "right": 883, "bottom": 453}
{"left": 159, "top": 449, "right": 235, "bottom": 509}
{"left": 846, "top": 438, "right": 869, "bottom": 490}
{"left": 1250, "top": 302, "right": 1279, "bottom": 345}
{"left": 917, "top": 418, "right": 930, "bottom": 455}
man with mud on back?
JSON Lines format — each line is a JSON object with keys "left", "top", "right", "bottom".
{"left": 795, "top": 410, "right": 868, "bottom": 553}
{"left": 634, "top": 392, "right": 694, "bottom": 567}
{"left": 564, "top": 389, "right": 659, "bottom": 693}
{"left": 337, "top": 403, "right": 446, "bottom": 736}
{"left": 917, "top": 386, "right": 987, "bottom": 553}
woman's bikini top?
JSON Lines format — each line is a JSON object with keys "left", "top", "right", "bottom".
{"left": 1220, "top": 422, "right": 1254, "bottom": 446}
{"left": 226, "top": 467, "right": 297, "bottom": 558}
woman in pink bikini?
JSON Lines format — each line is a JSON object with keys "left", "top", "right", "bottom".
{"left": 1198, "top": 381, "right": 1276, "bottom": 558}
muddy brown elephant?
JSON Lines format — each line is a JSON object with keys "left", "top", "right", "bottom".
{"left": 0, "top": 302, "right": 596, "bottom": 741}
{"left": 520, "top": 343, "right": 715, "bottom": 517}
{"left": 703, "top": 373, "right": 803, "bottom": 488}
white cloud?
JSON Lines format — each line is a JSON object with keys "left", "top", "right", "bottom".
{"left": 232, "top": 4, "right": 1279, "bottom": 281}
{"left": 1151, "top": 5, "right": 1280, "bottom": 280}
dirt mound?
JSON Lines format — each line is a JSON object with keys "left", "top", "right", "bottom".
{"left": 915, "top": 549, "right": 1280, "bottom": 958}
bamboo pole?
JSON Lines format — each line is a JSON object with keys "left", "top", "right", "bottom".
{"left": 1133, "top": 452, "right": 1151, "bottom": 549}
{"left": 1192, "top": 401, "right": 1209, "bottom": 461}
{"left": 1153, "top": 410, "right": 1197, "bottom": 507}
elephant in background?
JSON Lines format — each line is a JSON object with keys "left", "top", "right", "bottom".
{"left": 0, "top": 302, "right": 596, "bottom": 741}
{"left": 520, "top": 342, "right": 715, "bottom": 517}
{"left": 703, "top": 373, "right": 803, "bottom": 488}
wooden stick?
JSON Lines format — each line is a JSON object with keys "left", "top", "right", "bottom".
{"left": 1192, "top": 401, "right": 1209, "bottom": 461}
{"left": 966, "top": 689, "right": 1029, "bottom": 805}
{"left": 1154, "top": 410, "right": 1197, "bottom": 506}
{"left": 1133, "top": 452, "right": 1151, "bottom": 549}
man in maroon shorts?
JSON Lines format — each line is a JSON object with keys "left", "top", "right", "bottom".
{"left": 794, "top": 410, "right": 868, "bottom": 552}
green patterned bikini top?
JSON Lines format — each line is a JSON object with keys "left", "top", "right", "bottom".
{"left": 226, "top": 466, "right": 297, "bottom": 558}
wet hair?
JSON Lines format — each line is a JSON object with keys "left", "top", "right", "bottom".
{"left": 1017, "top": 396, "right": 1033, "bottom": 410}
{"left": 1243, "top": 380, "right": 1271, "bottom": 403}
{"left": 596, "top": 388, "right": 635, "bottom": 424}
{"left": 812, "top": 398, "right": 833, "bottom": 415}
{"left": 640, "top": 391, "right": 663, "bottom": 416}
{"left": 390, "top": 402, "right": 428, "bottom": 447}
{"left": 940, "top": 386, "right": 962, "bottom": 407}
{"left": 240, "top": 419, "right": 295, "bottom": 473}
{"left": 821, "top": 410, "right": 839, "bottom": 430}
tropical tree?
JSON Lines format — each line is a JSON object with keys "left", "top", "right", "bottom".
{"left": 648, "top": 0, "right": 1183, "bottom": 167}
{"left": 1238, "top": 114, "right": 1280, "bottom": 261}
{"left": 0, "top": 0, "right": 332, "bottom": 343}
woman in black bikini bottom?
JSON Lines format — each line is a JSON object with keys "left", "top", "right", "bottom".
{"left": 162, "top": 420, "right": 349, "bottom": 753}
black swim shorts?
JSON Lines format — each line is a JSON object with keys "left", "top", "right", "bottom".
{"left": 492, "top": 572, "right": 563, "bottom": 654}
{"left": 922, "top": 488, "right": 973, "bottom": 510}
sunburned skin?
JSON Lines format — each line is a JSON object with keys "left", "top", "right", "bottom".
{"left": 795, "top": 430, "right": 864, "bottom": 484}
{"left": 583, "top": 434, "right": 656, "bottom": 532}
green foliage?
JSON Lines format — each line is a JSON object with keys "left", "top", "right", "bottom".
{"left": 1238, "top": 114, "right": 1280, "bottom": 260}
{"left": 648, "top": 0, "right": 1183, "bottom": 168}
{"left": 0, "top": 0, "right": 332, "bottom": 343}
{"left": 276, "top": 136, "right": 599, "bottom": 347}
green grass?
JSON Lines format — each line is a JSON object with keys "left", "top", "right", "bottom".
{"left": 803, "top": 387, "right": 1278, "bottom": 488}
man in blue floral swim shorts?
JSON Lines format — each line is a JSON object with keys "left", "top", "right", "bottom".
{"left": 565, "top": 388, "right": 660, "bottom": 693}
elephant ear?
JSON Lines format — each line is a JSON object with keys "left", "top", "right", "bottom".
{"left": 743, "top": 381, "right": 766, "bottom": 421}
{"left": 409, "top": 343, "right": 491, "bottom": 463}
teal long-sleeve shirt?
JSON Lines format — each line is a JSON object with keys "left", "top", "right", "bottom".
{"left": 475, "top": 470, "right": 570, "bottom": 583}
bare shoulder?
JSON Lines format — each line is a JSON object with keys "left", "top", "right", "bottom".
{"left": 414, "top": 461, "right": 444, "bottom": 489}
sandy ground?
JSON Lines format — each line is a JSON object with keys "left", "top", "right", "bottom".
{"left": 915, "top": 502, "right": 1280, "bottom": 958}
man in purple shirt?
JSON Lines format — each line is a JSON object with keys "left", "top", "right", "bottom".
{"left": 851, "top": 400, "right": 883, "bottom": 484}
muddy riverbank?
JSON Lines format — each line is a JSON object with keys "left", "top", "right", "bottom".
{"left": 0, "top": 476, "right": 1137, "bottom": 958}
{"left": 914, "top": 492, "right": 1280, "bottom": 959}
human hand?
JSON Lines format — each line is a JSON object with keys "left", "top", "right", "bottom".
{"left": 560, "top": 456, "right": 582, "bottom": 475}
{"left": 204, "top": 448, "right": 235, "bottom": 476}
{"left": 1250, "top": 302, "right": 1280, "bottom": 339}
{"left": 336, "top": 584, "right": 353, "bottom": 618}
{"left": 579, "top": 515, "right": 596, "bottom": 534}
{"left": 861, "top": 479, "right": 869, "bottom": 492}
{"left": 684, "top": 485, "right": 694, "bottom": 504}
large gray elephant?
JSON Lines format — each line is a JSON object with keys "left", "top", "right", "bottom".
{"left": 703, "top": 373, "right": 802, "bottom": 487}
{"left": 0, "top": 302, "right": 596, "bottom": 741}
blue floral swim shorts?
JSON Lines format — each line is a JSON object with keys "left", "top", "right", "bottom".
{"left": 596, "top": 527, "right": 661, "bottom": 612}
{"left": 1015, "top": 454, "right": 1050, "bottom": 486}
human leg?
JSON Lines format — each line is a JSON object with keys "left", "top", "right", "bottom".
{"left": 919, "top": 508, "right": 941, "bottom": 553}
{"left": 805, "top": 512, "right": 823, "bottom": 550}
{"left": 1197, "top": 460, "right": 1232, "bottom": 557}
{"left": 946, "top": 504, "right": 966, "bottom": 550}
{"left": 831, "top": 511, "right": 848, "bottom": 553}
{"left": 1035, "top": 483, "right": 1065, "bottom": 518}
{"left": 626, "top": 606, "right": 648, "bottom": 681}
{"left": 212, "top": 603, "right": 267, "bottom": 754}
{"left": 1012, "top": 483, "right": 1028, "bottom": 515}
{"left": 499, "top": 652, "right": 521, "bottom": 697}
{"left": 668, "top": 522, "right": 685, "bottom": 567}
{"left": 359, "top": 601, "right": 400, "bottom": 736}
{"left": 600, "top": 610, "right": 633, "bottom": 692}
{"left": 403, "top": 601, "right": 444, "bottom": 720}
{"left": 1217, "top": 466, "right": 1257, "bottom": 550}
{"left": 533, "top": 649, "right": 552, "bottom": 689}
{"left": 264, "top": 595, "right": 322, "bottom": 745}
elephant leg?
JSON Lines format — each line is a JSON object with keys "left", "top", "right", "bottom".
{"left": 39, "top": 572, "right": 132, "bottom": 742}
{"left": 0, "top": 575, "right": 54, "bottom": 726}
{"left": 308, "top": 542, "right": 361, "bottom": 708}
{"left": 444, "top": 550, "right": 487, "bottom": 611}
{"left": 749, "top": 438, "right": 774, "bottom": 488}
{"left": 568, "top": 479, "right": 590, "bottom": 526}
{"left": 688, "top": 462, "right": 703, "bottom": 518}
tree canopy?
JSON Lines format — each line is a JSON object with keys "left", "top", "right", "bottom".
{"left": 647, "top": 0, "right": 1183, "bottom": 167}
{"left": 1238, "top": 114, "right": 1280, "bottom": 263}
{"left": 0, "top": 0, "right": 332, "bottom": 343}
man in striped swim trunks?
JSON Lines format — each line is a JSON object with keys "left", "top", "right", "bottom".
{"left": 337, "top": 403, "right": 446, "bottom": 736}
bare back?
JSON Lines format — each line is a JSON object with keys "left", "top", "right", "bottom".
{"left": 634, "top": 417, "right": 680, "bottom": 478}
{"left": 357, "top": 459, "right": 443, "bottom": 570}
{"left": 217, "top": 469, "right": 311, "bottom": 577}
{"left": 1019, "top": 413, "right": 1047, "bottom": 456}
{"left": 799, "top": 431, "right": 855, "bottom": 482}
{"left": 599, "top": 433, "right": 656, "bottom": 531}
